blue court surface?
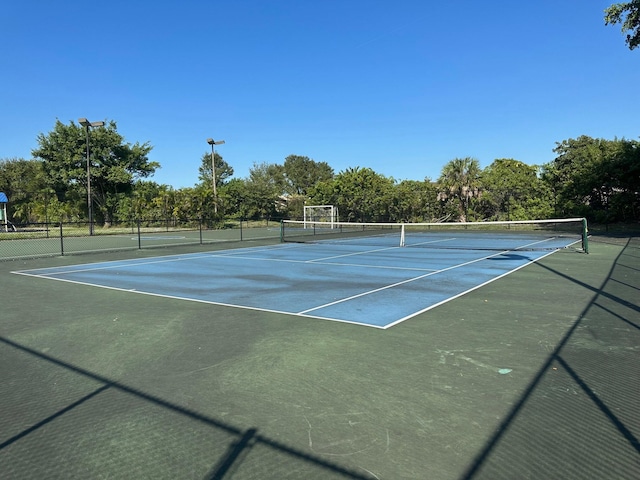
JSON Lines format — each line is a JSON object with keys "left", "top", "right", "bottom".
{"left": 12, "top": 235, "right": 579, "bottom": 328}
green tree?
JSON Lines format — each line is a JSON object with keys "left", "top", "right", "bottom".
{"left": 281, "top": 154, "right": 335, "bottom": 219}
{"left": 283, "top": 154, "right": 334, "bottom": 195}
{"left": 605, "top": 1, "right": 640, "bottom": 50}
{"left": 244, "top": 162, "right": 287, "bottom": 219}
{"left": 479, "top": 159, "right": 553, "bottom": 221}
{"left": 198, "top": 151, "right": 234, "bottom": 188}
{"left": 307, "top": 180, "right": 339, "bottom": 216}
{"left": 0, "top": 158, "right": 57, "bottom": 223}
{"left": 219, "top": 178, "right": 252, "bottom": 219}
{"left": 437, "top": 157, "right": 482, "bottom": 222}
{"left": 607, "top": 139, "right": 640, "bottom": 220}
{"left": 310, "top": 167, "right": 394, "bottom": 222}
{"left": 388, "top": 179, "right": 440, "bottom": 222}
{"left": 32, "top": 119, "right": 157, "bottom": 227}
{"left": 197, "top": 150, "right": 234, "bottom": 219}
{"left": 118, "top": 181, "right": 174, "bottom": 221}
{"left": 542, "top": 135, "right": 640, "bottom": 222}
{"left": 543, "top": 136, "right": 602, "bottom": 218}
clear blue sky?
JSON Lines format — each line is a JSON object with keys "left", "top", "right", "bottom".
{"left": 1, "top": 0, "right": 638, "bottom": 188}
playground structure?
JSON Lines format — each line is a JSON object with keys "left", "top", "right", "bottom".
{"left": 0, "top": 192, "right": 16, "bottom": 232}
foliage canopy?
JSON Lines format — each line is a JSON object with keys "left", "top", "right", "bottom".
{"left": 2, "top": 126, "right": 638, "bottom": 226}
{"left": 31, "top": 120, "right": 157, "bottom": 225}
{"left": 605, "top": 1, "right": 640, "bottom": 50}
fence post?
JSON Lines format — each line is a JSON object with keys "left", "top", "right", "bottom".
{"left": 240, "top": 219, "right": 243, "bottom": 241}
{"left": 59, "top": 222, "right": 64, "bottom": 256}
{"left": 199, "top": 217, "right": 203, "bottom": 244}
{"left": 137, "top": 218, "right": 142, "bottom": 249}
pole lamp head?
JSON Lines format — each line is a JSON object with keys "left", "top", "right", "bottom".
{"left": 79, "top": 118, "right": 105, "bottom": 128}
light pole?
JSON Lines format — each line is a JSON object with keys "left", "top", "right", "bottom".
{"left": 206, "top": 138, "right": 225, "bottom": 214}
{"left": 79, "top": 118, "right": 105, "bottom": 235}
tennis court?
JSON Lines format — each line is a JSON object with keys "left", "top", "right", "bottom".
{"left": 1, "top": 225, "right": 638, "bottom": 479}
{"left": 11, "top": 224, "right": 583, "bottom": 328}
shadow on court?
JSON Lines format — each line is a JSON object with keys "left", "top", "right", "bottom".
{"left": 463, "top": 236, "right": 640, "bottom": 479}
{"left": 0, "top": 335, "right": 377, "bottom": 479}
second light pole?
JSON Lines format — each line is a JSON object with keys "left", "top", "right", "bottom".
{"left": 79, "top": 118, "right": 105, "bottom": 235}
{"left": 206, "top": 138, "right": 225, "bottom": 214}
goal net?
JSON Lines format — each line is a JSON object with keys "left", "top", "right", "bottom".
{"left": 303, "top": 205, "right": 339, "bottom": 229}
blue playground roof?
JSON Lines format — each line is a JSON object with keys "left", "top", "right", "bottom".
{"left": 0, "top": 192, "right": 8, "bottom": 203}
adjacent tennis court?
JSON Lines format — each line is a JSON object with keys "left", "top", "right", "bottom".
{"left": 12, "top": 223, "right": 584, "bottom": 328}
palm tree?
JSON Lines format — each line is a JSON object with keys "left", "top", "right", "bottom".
{"left": 437, "top": 157, "right": 481, "bottom": 222}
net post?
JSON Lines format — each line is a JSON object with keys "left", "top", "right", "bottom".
{"left": 582, "top": 218, "right": 589, "bottom": 254}
{"left": 400, "top": 224, "right": 406, "bottom": 247}
{"left": 280, "top": 220, "right": 284, "bottom": 243}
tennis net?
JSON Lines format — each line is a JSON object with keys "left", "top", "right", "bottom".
{"left": 280, "top": 218, "right": 589, "bottom": 253}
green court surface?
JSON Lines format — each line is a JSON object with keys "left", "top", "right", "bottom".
{"left": 0, "top": 235, "right": 638, "bottom": 479}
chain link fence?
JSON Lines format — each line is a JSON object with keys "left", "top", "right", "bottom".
{"left": 0, "top": 218, "right": 283, "bottom": 261}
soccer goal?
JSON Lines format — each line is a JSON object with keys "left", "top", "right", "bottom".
{"left": 303, "top": 205, "right": 339, "bottom": 229}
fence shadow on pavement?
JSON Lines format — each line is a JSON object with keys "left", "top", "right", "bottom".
{"left": 0, "top": 335, "right": 377, "bottom": 480}
{"left": 462, "top": 236, "right": 640, "bottom": 479}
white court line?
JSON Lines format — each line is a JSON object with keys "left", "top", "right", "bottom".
{"left": 298, "top": 237, "right": 558, "bottom": 316}
{"left": 13, "top": 255, "right": 210, "bottom": 277}
{"left": 297, "top": 250, "right": 510, "bottom": 315}
{"left": 406, "top": 237, "right": 458, "bottom": 247}
{"left": 11, "top": 236, "right": 570, "bottom": 329}
{"left": 382, "top": 248, "right": 560, "bottom": 329}
{"left": 11, "top": 243, "right": 299, "bottom": 277}
{"left": 209, "top": 241, "right": 441, "bottom": 270}
{"left": 13, "top": 249, "right": 438, "bottom": 279}
{"left": 304, "top": 244, "right": 406, "bottom": 262}
{"left": 9, "top": 270, "right": 386, "bottom": 329}
{"left": 206, "top": 254, "right": 437, "bottom": 272}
